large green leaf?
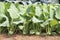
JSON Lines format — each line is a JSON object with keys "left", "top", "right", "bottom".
{"left": 26, "top": 4, "right": 35, "bottom": 17}
{"left": 0, "top": 14, "right": 9, "bottom": 27}
{"left": 55, "top": 5, "right": 60, "bottom": 19}
{"left": 0, "top": 2, "right": 9, "bottom": 27}
{"left": 0, "top": 2, "right": 5, "bottom": 14}
{"left": 7, "top": 3, "right": 20, "bottom": 19}
{"left": 18, "top": 4, "right": 28, "bottom": 15}
{"left": 50, "top": 5, "right": 54, "bottom": 19}
{"left": 35, "top": 4, "right": 42, "bottom": 17}
{"left": 42, "top": 4, "right": 49, "bottom": 20}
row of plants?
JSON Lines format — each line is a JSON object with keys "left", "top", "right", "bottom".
{"left": 0, "top": 2, "right": 60, "bottom": 35}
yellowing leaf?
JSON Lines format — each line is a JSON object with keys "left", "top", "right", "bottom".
{"left": 50, "top": 19, "right": 58, "bottom": 27}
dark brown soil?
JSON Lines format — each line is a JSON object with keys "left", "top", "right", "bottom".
{"left": 0, "top": 34, "right": 60, "bottom": 40}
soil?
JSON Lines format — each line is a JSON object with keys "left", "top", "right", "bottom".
{"left": 0, "top": 34, "right": 60, "bottom": 40}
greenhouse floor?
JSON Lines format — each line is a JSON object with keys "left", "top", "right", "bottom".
{"left": 0, "top": 34, "right": 60, "bottom": 40}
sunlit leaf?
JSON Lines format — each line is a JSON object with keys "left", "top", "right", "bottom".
{"left": 32, "top": 16, "right": 43, "bottom": 23}
{"left": 50, "top": 19, "right": 58, "bottom": 27}
{"left": 55, "top": 5, "right": 60, "bottom": 19}
{"left": 0, "top": 14, "right": 9, "bottom": 27}
{"left": 18, "top": 26, "right": 24, "bottom": 30}
{"left": 7, "top": 3, "right": 20, "bottom": 19}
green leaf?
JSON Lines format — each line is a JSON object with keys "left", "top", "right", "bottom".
{"left": 50, "top": 5, "right": 54, "bottom": 19}
{"left": 7, "top": 3, "right": 20, "bottom": 19}
{"left": 30, "top": 30, "right": 35, "bottom": 34}
{"left": 18, "top": 5, "right": 28, "bottom": 15}
{"left": 43, "top": 4, "right": 48, "bottom": 13}
{"left": 55, "top": 5, "right": 60, "bottom": 19}
{"left": 0, "top": 14, "right": 9, "bottom": 27}
{"left": 35, "top": 5, "right": 42, "bottom": 17}
{"left": 0, "top": 2, "right": 5, "bottom": 14}
{"left": 50, "top": 19, "right": 58, "bottom": 27}
{"left": 40, "top": 19, "right": 50, "bottom": 27}
{"left": 35, "top": 32, "right": 40, "bottom": 35}
{"left": 8, "top": 30, "right": 14, "bottom": 35}
{"left": 32, "top": 16, "right": 43, "bottom": 23}
{"left": 26, "top": 4, "right": 35, "bottom": 17}
{"left": 18, "top": 26, "right": 24, "bottom": 30}
{"left": 13, "top": 21, "right": 23, "bottom": 25}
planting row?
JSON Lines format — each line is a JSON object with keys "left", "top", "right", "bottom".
{"left": 0, "top": 2, "right": 60, "bottom": 35}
